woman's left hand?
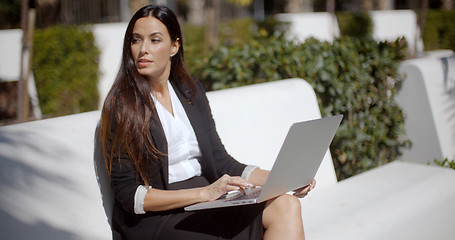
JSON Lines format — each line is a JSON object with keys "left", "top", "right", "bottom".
{"left": 293, "top": 179, "right": 316, "bottom": 198}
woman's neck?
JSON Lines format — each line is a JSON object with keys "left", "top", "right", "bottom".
{"left": 151, "top": 78, "right": 174, "bottom": 116}
{"left": 151, "top": 79, "right": 168, "bottom": 97}
{"left": 149, "top": 65, "right": 171, "bottom": 97}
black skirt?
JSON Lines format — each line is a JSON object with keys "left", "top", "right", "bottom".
{"left": 112, "top": 176, "right": 266, "bottom": 240}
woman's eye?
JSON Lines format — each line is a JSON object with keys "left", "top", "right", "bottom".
{"left": 131, "top": 38, "right": 140, "bottom": 44}
{"left": 151, "top": 38, "right": 161, "bottom": 43}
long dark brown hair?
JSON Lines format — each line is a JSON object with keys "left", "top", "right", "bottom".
{"left": 100, "top": 5, "right": 196, "bottom": 186}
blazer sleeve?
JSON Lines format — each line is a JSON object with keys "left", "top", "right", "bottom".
{"left": 104, "top": 119, "right": 141, "bottom": 214}
{"left": 110, "top": 152, "right": 141, "bottom": 214}
{"left": 195, "top": 82, "right": 247, "bottom": 177}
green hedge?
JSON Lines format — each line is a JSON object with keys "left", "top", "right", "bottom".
{"left": 336, "top": 12, "right": 373, "bottom": 39}
{"left": 422, "top": 10, "right": 455, "bottom": 51}
{"left": 183, "top": 18, "right": 258, "bottom": 75}
{"left": 191, "top": 33, "right": 410, "bottom": 180}
{"left": 33, "top": 25, "right": 100, "bottom": 117}
{"left": 183, "top": 23, "right": 206, "bottom": 76}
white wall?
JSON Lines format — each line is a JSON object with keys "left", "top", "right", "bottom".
{"left": 0, "top": 23, "right": 128, "bottom": 109}
{"left": 275, "top": 10, "right": 423, "bottom": 56}
{"left": 0, "top": 28, "right": 42, "bottom": 118}
{"left": 275, "top": 12, "right": 340, "bottom": 43}
{"left": 370, "top": 10, "right": 424, "bottom": 56}
{"left": 0, "top": 29, "right": 21, "bottom": 81}
{"left": 92, "top": 22, "right": 128, "bottom": 107}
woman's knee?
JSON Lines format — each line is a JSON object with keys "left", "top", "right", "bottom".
{"left": 265, "top": 194, "right": 302, "bottom": 218}
{"left": 263, "top": 194, "right": 303, "bottom": 230}
{"left": 274, "top": 194, "right": 301, "bottom": 212}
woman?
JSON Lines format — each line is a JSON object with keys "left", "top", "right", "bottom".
{"left": 100, "top": 5, "right": 315, "bottom": 240}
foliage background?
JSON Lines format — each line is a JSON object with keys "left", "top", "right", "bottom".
{"left": 422, "top": 10, "right": 455, "bottom": 51}
{"left": 32, "top": 25, "right": 100, "bottom": 117}
{"left": 188, "top": 30, "right": 410, "bottom": 180}
{"left": 337, "top": 12, "right": 373, "bottom": 38}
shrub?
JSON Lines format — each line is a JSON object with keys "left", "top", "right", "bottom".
{"left": 423, "top": 10, "right": 455, "bottom": 51}
{"left": 218, "top": 18, "right": 257, "bottom": 46}
{"left": 191, "top": 33, "right": 410, "bottom": 180}
{"left": 337, "top": 12, "right": 373, "bottom": 39}
{"left": 32, "top": 25, "right": 100, "bottom": 117}
{"left": 182, "top": 23, "right": 206, "bottom": 76}
{"left": 183, "top": 18, "right": 258, "bottom": 80}
{"left": 433, "top": 157, "right": 455, "bottom": 170}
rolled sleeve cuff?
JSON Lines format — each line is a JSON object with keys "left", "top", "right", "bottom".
{"left": 241, "top": 165, "right": 258, "bottom": 181}
{"left": 134, "top": 185, "right": 151, "bottom": 214}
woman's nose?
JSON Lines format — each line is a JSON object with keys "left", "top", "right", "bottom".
{"left": 140, "top": 42, "right": 149, "bottom": 54}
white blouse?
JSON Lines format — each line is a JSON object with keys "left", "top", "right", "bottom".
{"left": 151, "top": 81, "right": 203, "bottom": 184}
{"left": 134, "top": 81, "right": 257, "bottom": 214}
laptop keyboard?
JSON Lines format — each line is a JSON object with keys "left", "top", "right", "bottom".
{"left": 226, "top": 187, "right": 262, "bottom": 201}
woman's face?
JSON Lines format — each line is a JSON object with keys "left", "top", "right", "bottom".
{"left": 130, "top": 16, "right": 179, "bottom": 83}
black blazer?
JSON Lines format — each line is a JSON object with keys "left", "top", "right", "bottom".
{"left": 110, "top": 79, "right": 247, "bottom": 214}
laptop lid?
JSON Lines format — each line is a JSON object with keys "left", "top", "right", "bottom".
{"left": 185, "top": 115, "right": 342, "bottom": 211}
{"left": 257, "top": 114, "right": 342, "bottom": 202}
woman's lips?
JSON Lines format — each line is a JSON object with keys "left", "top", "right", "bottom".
{"left": 137, "top": 58, "right": 152, "bottom": 67}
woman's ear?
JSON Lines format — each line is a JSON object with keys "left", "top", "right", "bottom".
{"left": 170, "top": 38, "right": 180, "bottom": 57}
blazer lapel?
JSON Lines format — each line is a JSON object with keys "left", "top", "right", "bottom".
{"left": 149, "top": 109, "right": 169, "bottom": 189}
{"left": 172, "top": 81, "right": 213, "bottom": 176}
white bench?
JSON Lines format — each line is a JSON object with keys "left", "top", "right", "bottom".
{"left": 396, "top": 50, "right": 455, "bottom": 164}
{"left": 1, "top": 78, "right": 454, "bottom": 240}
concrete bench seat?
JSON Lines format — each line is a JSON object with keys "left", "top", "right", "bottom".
{"left": 1, "top": 78, "right": 453, "bottom": 239}
{"left": 302, "top": 161, "right": 455, "bottom": 240}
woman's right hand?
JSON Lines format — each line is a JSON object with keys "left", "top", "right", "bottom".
{"left": 203, "top": 174, "right": 253, "bottom": 201}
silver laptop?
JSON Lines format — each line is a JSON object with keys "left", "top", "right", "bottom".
{"left": 184, "top": 115, "right": 343, "bottom": 211}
